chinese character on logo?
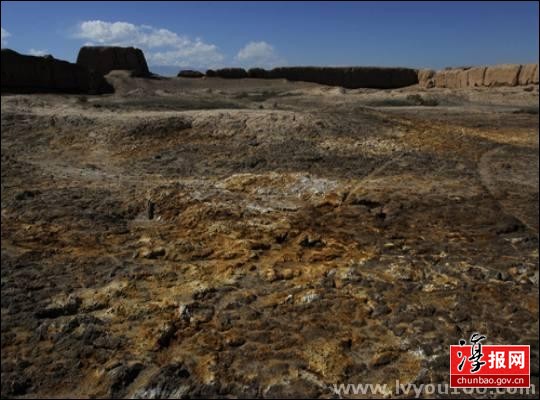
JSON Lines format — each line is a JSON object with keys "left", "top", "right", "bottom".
{"left": 509, "top": 351, "right": 525, "bottom": 369}
{"left": 468, "top": 333, "right": 487, "bottom": 372}
{"left": 488, "top": 351, "right": 506, "bottom": 369}
{"left": 457, "top": 333, "right": 487, "bottom": 373}
{"left": 457, "top": 339, "right": 467, "bottom": 372}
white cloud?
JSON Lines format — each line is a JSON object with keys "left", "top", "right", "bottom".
{"left": 74, "top": 20, "right": 224, "bottom": 68}
{"left": 235, "top": 41, "right": 285, "bottom": 68}
{"left": 77, "top": 21, "right": 138, "bottom": 44}
{"left": 29, "top": 48, "right": 49, "bottom": 56}
{"left": 1, "top": 27, "right": 11, "bottom": 47}
{"left": 149, "top": 40, "right": 224, "bottom": 68}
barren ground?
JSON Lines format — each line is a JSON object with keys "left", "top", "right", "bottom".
{"left": 1, "top": 74, "right": 539, "bottom": 398}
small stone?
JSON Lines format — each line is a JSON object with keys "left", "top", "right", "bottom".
{"left": 300, "top": 292, "right": 321, "bottom": 304}
{"left": 156, "top": 322, "right": 176, "bottom": 349}
{"left": 249, "top": 241, "right": 271, "bottom": 251}
{"left": 216, "top": 314, "right": 233, "bottom": 331}
{"left": 189, "top": 307, "right": 214, "bottom": 325}
{"left": 178, "top": 303, "right": 191, "bottom": 320}
{"left": 275, "top": 231, "right": 288, "bottom": 244}
{"left": 299, "top": 235, "right": 324, "bottom": 248}
{"left": 345, "top": 362, "right": 367, "bottom": 377}
{"left": 529, "top": 271, "right": 539, "bottom": 286}
{"left": 370, "top": 351, "right": 399, "bottom": 367}
{"left": 34, "top": 295, "right": 82, "bottom": 319}
{"left": 147, "top": 200, "right": 155, "bottom": 220}
{"left": 393, "top": 325, "right": 407, "bottom": 337}
{"left": 423, "top": 344, "right": 434, "bottom": 357}
{"left": 109, "top": 362, "right": 144, "bottom": 397}
{"left": 279, "top": 268, "right": 294, "bottom": 280}
{"left": 371, "top": 304, "right": 391, "bottom": 317}
{"left": 225, "top": 335, "right": 245, "bottom": 347}
{"left": 141, "top": 247, "right": 166, "bottom": 259}
{"left": 452, "top": 309, "right": 470, "bottom": 322}
{"left": 263, "top": 268, "right": 277, "bottom": 282}
{"left": 496, "top": 271, "right": 510, "bottom": 281}
{"left": 320, "top": 274, "right": 336, "bottom": 288}
{"left": 7, "top": 376, "right": 31, "bottom": 396}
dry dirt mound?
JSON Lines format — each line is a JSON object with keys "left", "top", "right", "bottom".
{"left": 420, "top": 63, "right": 539, "bottom": 88}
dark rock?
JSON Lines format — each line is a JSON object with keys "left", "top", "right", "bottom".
{"left": 216, "top": 313, "right": 235, "bottom": 331}
{"left": 349, "top": 198, "right": 382, "bottom": 208}
{"left": 133, "top": 363, "right": 191, "bottom": 399}
{"left": 156, "top": 322, "right": 177, "bottom": 349}
{"left": 214, "top": 68, "right": 248, "bottom": 79}
{"left": 80, "top": 323, "right": 106, "bottom": 345}
{"left": 345, "top": 362, "right": 367, "bottom": 376}
{"left": 371, "top": 304, "right": 391, "bottom": 317}
{"left": 223, "top": 293, "right": 257, "bottom": 309}
{"left": 15, "top": 190, "right": 40, "bottom": 201}
{"left": 94, "top": 334, "right": 122, "bottom": 350}
{"left": 34, "top": 295, "right": 82, "bottom": 319}
{"left": 142, "top": 247, "right": 166, "bottom": 259}
{"left": 266, "top": 66, "right": 418, "bottom": 89}
{"left": 392, "top": 325, "right": 407, "bottom": 336}
{"left": 190, "top": 383, "right": 222, "bottom": 398}
{"left": 109, "top": 362, "right": 144, "bottom": 397}
{"left": 423, "top": 343, "right": 434, "bottom": 356}
{"left": 76, "top": 46, "right": 150, "bottom": 77}
{"left": 247, "top": 68, "right": 269, "bottom": 78}
{"left": 299, "top": 235, "right": 325, "bottom": 248}
{"left": 494, "top": 217, "right": 525, "bottom": 235}
{"left": 192, "top": 287, "right": 217, "bottom": 301}
{"left": 249, "top": 241, "right": 271, "bottom": 251}
{"left": 1, "top": 49, "right": 113, "bottom": 94}
{"left": 147, "top": 200, "right": 155, "bottom": 220}
{"left": 495, "top": 270, "right": 510, "bottom": 281}
{"left": 419, "top": 305, "right": 437, "bottom": 316}
{"left": 5, "top": 375, "right": 31, "bottom": 396}
{"left": 177, "top": 70, "right": 204, "bottom": 78}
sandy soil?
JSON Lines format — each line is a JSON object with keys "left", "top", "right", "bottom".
{"left": 1, "top": 73, "right": 539, "bottom": 398}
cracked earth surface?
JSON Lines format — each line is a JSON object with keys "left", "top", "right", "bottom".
{"left": 1, "top": 77, "right": 538, "bottom": 398}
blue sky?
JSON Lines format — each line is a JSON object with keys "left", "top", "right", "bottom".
{"left": 1, "top": 1, "right": 538, "bottom": 73}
